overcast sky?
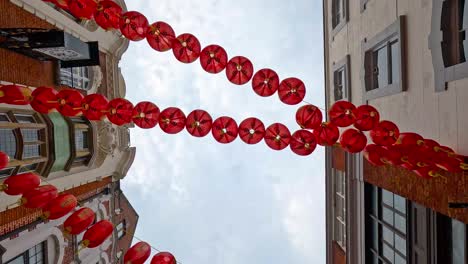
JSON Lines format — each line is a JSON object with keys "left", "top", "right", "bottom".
{"left": 120, "top": 1, "right": 325, "bottom": 263}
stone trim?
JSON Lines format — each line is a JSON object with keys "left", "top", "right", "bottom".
{"left": 361, "top": 16, "right": 407, "bottom": 102}
{"left": 428, "top": 0, "right": 468, "bottom": 92}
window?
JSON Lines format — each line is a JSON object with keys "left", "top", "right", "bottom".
{"left": 60, "top": 67, "right": 90, "bottom": 90}
{"left": 366, "top": 185, "right": 408, "bottom": 264}
{"left": 6, "top": 241, "right": 46, "bottom": 264}
{"left": 69, "top": 117, "right": 93, "bottom": 167}
{"left": 441, "top": 0, "right": 467, "bottom": 67}
{"left": 436, "top": 214, "right": 467, "bottom": 264}
{"left": 0, "top": 111, "right": 48, "bottom": 178}
{"left": 116, "top": 221, "right": 126, "bottom": 239}
{"left": 333, "top": 168, "right": 346, "bottom": 250}
{"left": 333, "top": 55, "right": 350, "bottom": 101}
{"left": 331, "top": 0, "right": 348, "bottom": 34}
{"left": 363, "top": 16, "right": 406, "bottom": 100}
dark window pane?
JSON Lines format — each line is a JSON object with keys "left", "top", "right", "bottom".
{"left": 390, "top": 41, "right": 400, "bottom": 84}
{"left": 0, "top": 114, "right": 9, "bottom": 122}
{"left": 15, "top": 115, "right": 35, "bottom": 123}
{"left": 372, "top": 219, "right": 379, "bottom": 250}
{"left": 23, "top": 145, "right": 40, "bottom": 159}
{"left": 373, "top": 46, "right": 389, "bottom": 89}
{"left": 0, "top": 129, "right": 17, "bottom": 158}
{"left": 452, "top": 219, "right": 466, "bottom": 264}
{"left": 21, "top": 129, "right": 39, "bottom": 142}
{"left": 0, "top": 167, "right": 14, "bottom": 178}
{"left": 19, "top": 163, "right": 38, "bottom": 173}
{"left": 371, "top": 185, "right": 378, "bottom": 216}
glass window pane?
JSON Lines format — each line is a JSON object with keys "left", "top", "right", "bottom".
{"left": 374, "top": 46, "right": 388, "bottom": 88}
{"left": 395, "top": 254, "right": 406, "bottom": 264}
{"left": 382, "top": 190, "right": 393, "bottom": 206}
{"left": 383, "top": 243, "right": 394, "bottom": 263}
{"left": 452, "top": 219, "right": 466, "bottom": 264}
{"left": 372, "top": 219, "right": 379, "bottom": 250}
{"left": 7, "top": 255, "right": 25, "bottom": 264}
{"left": 0, "top": 129, "right": 17, "bottom": 158}
{"left": 395, "top": 214, "right": 406, "bottom": 234}
{"left": 23, "top": 145, "right": 40, "bottom": 159}
{"left": 395, "top": 234, "right": 407, "bottom": 256}
{"left": 15, "top": 115, "right": 35, "bottom": 123}
{"left": 21, "top": 129, "right": 39, "bottom": 142}
{"left": 0, "top": 167, "right": 14, "bottom": 178}
{"left": 0, "top": 114, "right": 9, "bottom": 122}
{"left": 383, "top": 207, "right": 394, "bottom": 225}
{"left": 383, "top": 225, "right": 394, "bottom": 246}
{"left": 371, "top": 186, "right": 378, "bottom": 216}
{"left": 19, "top": 163, "right": 38, "bottom": 173}
{"left": 394, "top": 195, "right": 406, "bottom": 214}
{"left": 390, "top": 41, "right": 400, "bottom": 85}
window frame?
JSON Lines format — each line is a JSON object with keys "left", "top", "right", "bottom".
{"left": 333, "top": 55, "right": 351, "bottom": 102}
{"left": 362, "top": 16, "right": 407, "bottom": 101}
{"left": 5, "top": 241, "right": 47, "bottom": 264}
{"left": 331, "top": 0, "right": 349, "bottom": 37}
{"left": 59, "top": 66, "right": 91, "bottom": 91}
{"left": 64, "top": 117, "right": 94, "bottom": 170}
{"left": 116, "top": 220, "right": 126, "bottom": 240}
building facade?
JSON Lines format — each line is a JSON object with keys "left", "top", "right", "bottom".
{"left": 0, "top": 0, "right": 138, "bottom": 263}
{"left": 323, "top": 0, "right": 468, "bottom": 264}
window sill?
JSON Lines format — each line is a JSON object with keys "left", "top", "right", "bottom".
{"left": 365, "top": 84, "right": 403, "bottom": 101}
{"left": 332, "top": 21, "right": 347, "bottom": 39}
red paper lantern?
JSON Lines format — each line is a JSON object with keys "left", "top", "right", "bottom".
{"left": 339, "top": 128, "right": 367, "bottom": 153}
{"left": 146, "top": 21, "right": 176, "bottom": 52}
{"left": 212, "top": 116, "right": 238, "bottom": 144}
{"left": 186, "top": 109, "right": 212, "bottom": 137}
{"left": 252, "top": 69, "right": 280, "bottom": 97}
{"left": 353, "top": 105, "right": 380, "bottom": 131}
{"left": 278, "top": 78, "right": 306, "bottom": 105}
{"left": 264, "top": 123, "right": 291, "bottom": 150}
{"left": 172, "top": 33, "right": 201, "bottom": 63}
{"left": 370, "top": 121, "right": 400, "bottom": 146}
{"left": 238, "top": 117, "right": 265, "bottom": 145}
{"left": 82, "top": 94, "right": 109, "bottom": 121}
{"left": 295, "top": 104, "right": 323, "bottom": 130}
{"left": 159, "top": 107, "right": 186, "bottom": 134}
{"left": 200, "top": 45, "right": 228, "bottom": 74}
{"left": 120, "top": 11, "right": 149, "bottom": 41}
{"left": 413, "top": 166, "right": 442, "bottom": 180}
{"left": 0, "top": 85, "right": 32, "bottom": 105}
{"left": 67, "top": 0, "right": 97, "bottom": 19}
{"left": 226, "top": 56, "right": 254, "bottom": 85}
{"left": 20, "top": 185, "right": 58, "bottom": 209}
{"left": 290, "top": 130, "right": 317, "bottom": 156}
{"left": 329, "top": 101, "right": 356, "bottom": 127}
{"left": 107, "top": 98, "right": 134, "bottom": 126}
{"left": 124, "top": 242, "right": 152, "bottom": 264}
{"left": 81, "top": 220, "right": 114, "bottom": 248}
{"left": 64, "top": 208, "right": 96, "bottom": 235}
{"left": 0, "top": 151, "right": 9, "bottom": 170}
{"left": 395, "top": 132, "right": 424, "bottom": 146}
{"left": 30, "top": 86, "right": 58, "bottom": 113}
{"left": 380, "top": 145, "right": 404, "bottom": 166}
{"left": 0, "top": 172, "right": 40, "bottom": 196}
{"left": 363, "top": 144, "right": 385, "bottom": 166}
{"left": 43, "top": 0, "right": 69, "bottom": 10}
{"left": 133, "top": 102, "right": 160, "bottom": 129}
{"left": 57, "top": 89, "right": 84, "bottom": 116}
{"left": 42, "top": 194, "right": 78, "bottom": 220}
{"left": 94, "top": 0, "right": 123, "bottom": 30}
{"left": 313, "top": 122, "right": 340, "bottom": 146}
{"left": 434, "top": 156, "right": 466, "bottom": 173}
{"left": 398, "top": 145, "right": 419, "bottom": 170}
{"left": 151, "top": 252, "right": 176, "bottom": 264}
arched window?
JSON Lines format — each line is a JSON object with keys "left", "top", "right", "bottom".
{"left": 0, "top": 111, "right": 48, "bottom": 178}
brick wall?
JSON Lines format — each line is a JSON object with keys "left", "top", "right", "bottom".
{"left": 331, "top": 242, "right": 346, "bottom": 264}
{"left": 114, "top": 191, "right": 139, "bottom": 263}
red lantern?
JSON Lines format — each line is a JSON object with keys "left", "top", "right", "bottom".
{"left": 67, "top": 0, "right": 97, "bottom": 19}
{"left": 64, "top": 208, "right": 96, "bottom": 235}
{"left": 151, "top": 252, "right": 176, "bottom": 264}
{"left": 313, "top": 122, "right": 340, "bottom": 146}
{"left": 30, "top": 86, "right": 58, "bottom": 113}
{"left": 200, "top": 45, "right": 228, "bottom": 74}
{"left": 120, "top": 11, "right": 149, "bottom": 41}
{"left": 395, "top": 132, "right": 424, "bottom": 146}
{"left": 226, "top": 56, "right": 254, "bottom": 85}
{"left": 238, "top": 117, "right": 265, "bottom": 145}
{"left": 363, "top": 144, "right": 385, "bottom": 166}
{"left": 172, "top": 33, "right": 201, "bottom": 63}
{"left": 353, "top": 105, "right": 380, "bottom": 131}
{"left": 124, "top": 242, "right": 151, "bottom": 264}
{"left": 278, "top": 78, "right": 306, "bottom": 105}
{"left": 146, "top": 21, "right": 176, "bottom": 52}
{"left": 106, "top": 98, "right": 134, "bottom": 126}
{"left": 42, "top": 194, "right": 78, "bottom": 220}
{"left": 0, "top": 85, "right": 32, "bottom": 105}
{"left": 339, "top": 128, "right": 367, "bottom": 153}
{"left": 380, "top": 145, "right": 404, "bottom": 166}
{"left": 159, "top": 107, "right": 186, "bottom": 134}
{"left": 81, "top": 220, "right": 114, "bottom": 249}
{"left": 264, "top": 123, "right": 291, "bottom": 150}
{"left": 0, "top": 172, "right": 40, "bottom": 196}
{"left": 413, "top": 166, "right": 443, "bottom": 180}
{"left": 57, "top": 89, "right": 84, "bottom": 116}
{"left": 20, "top": 185, "right": 58, "bottom": 209}
{"left": 418, "top": 138, "right": 440, "bottom": 153}
{"left": 186, "top": 109, "right": 212, "bottom": 137}
{"left": 329, "top": 101, "right": 356, "bottom": 127}
{"left": 398, "top": 145, "right": 419, "bottom": 170}
{"left": 251, "top": 69, "right": 280, "bottom": 97}
{"left": 0, "top": 151, "right": 9, "bottom": 170}
{"left": 212, "top": 116, "right": 238, "bottom": 144}
{"left": 370, "top": 121, "right": 400, "bottom": 146}
{"left": 290, "top": 130, "right": 317, "bottom": 156}
{"left": 295, "top": 104, "right": 323, "bottom": 130}
{"left": 434, "top": 156, "right": 466, "bottom": 173}
{"left": 43, "top": 0, "right": 69, "bottom": 10}
{"left": 133, "top": 102, "right": 160, "bottom": 129}
{"left": 94, "top": 0, "right": 123, "bottom": 30}
{"left": 82, "top": 94, "right": 109, "bottom": 121}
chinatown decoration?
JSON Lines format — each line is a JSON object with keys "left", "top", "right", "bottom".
{"left": 200, "top": 45, "right": 228, "bottom": 74}
{"left": 172, "top": 33, "right": 201, "bottom": 64}
{"left": 212, "top": 116, "right": 238, "bottom": 144}
{"left": 264, "top": 123, "right": 291, "bottom": 150}
{"left": 124, "top": 241, "right": 152, "bottom": 264}
{"left": 363, "top": 144, "right": 385, "bottom": 166}
{"left": 94, "top": 0, "right": 123, "bottom": 30}
{"left": 151, "top": 252, "right": 177, "bottom": 264}
{"left": 252, "top": 69, "right": 280, "bottom": 97}
{"left": 146, "top": 22, "right": 176, "bottom": 52}
{"left": 133, "top": 101, "right": 160, "bottom": 129}
{"left": 290, "top": 130, "right": 317, "bottom": 156}
{"left": 0, "top": 84, "right": 31, "bottom": 105}
{"left": 278, "top": 78, "right": 306, "bottom": 105}
{"left": 0, "top": 172, "right": 41, "bottom": 196}
{"left": 226, "top": 56, "right": 254, "bottom": 85}
{"left": 238, "top": 117, "right": 265, "bottom": 145}
{"left": 107, "top": 98, "right": 134, "bottom": 126}
{"left": 120, "top": 11, "right": 149, "bottom": 41}
{"left": 370, "top": 120, "right": 400, "bottom": 146}
{"left": 20, "top": 185, "right": 58, "bottom": 209}
{"left": 186, "top": 109, "right": 213, "bottom": 137}
{"left": 329, "top": 100, "right": 356, "bottom": 127}
{"left": 0, "top": 151, "right": 9, "bottom": 170}
{"left": 353, "top": 105, "right": 380, "bottom": 131}
{"left": 42, "top": 194, "right": 78, "bottom": 220}
{"left": 56, "top": 89, "right": 84, "bottom": 117}
{"left": 43, "top": 0, "right": 69, "bottom": 10}
{"left": 339, "top": 128, "right": 367, "bottom": 153}
{"left": 30, "top": 86, "right": 58, "bottom": 113}
{"left": 81, "top": 220, "right": 114, "bottom": 249}
{"left": 64, "top": 207, "right": 96, "bottom": 235}
{"left": 313, "top": 122, "right": 339, "bottom": 146}
{"left": 82, "top": 94, "right": 109, "bottom": 121}
{"left": 67, "top": 0, "right": 97, "bottom": 20}
{"left": 296, "top": 104, "right": 323, "bottom": 130}
{"left": 159, "top": 107, "right": 186, "bottom": 134}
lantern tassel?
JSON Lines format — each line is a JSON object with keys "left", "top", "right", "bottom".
{"left": 0, "top": 184, "right": 7, "bottom": 192}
